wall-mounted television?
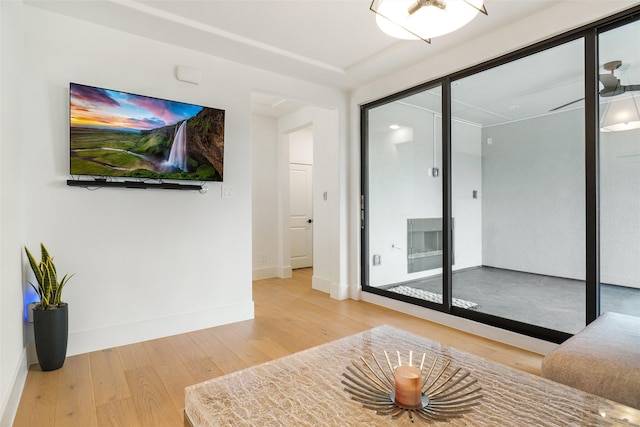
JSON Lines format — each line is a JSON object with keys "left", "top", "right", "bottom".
{"left": 69, "top": 83, "right": 224, "bottom": 182}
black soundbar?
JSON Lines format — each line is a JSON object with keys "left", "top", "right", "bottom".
{"left": 66, "top": 179, "right": 203, "bottom": 191}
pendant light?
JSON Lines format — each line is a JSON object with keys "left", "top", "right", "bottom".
{"left": 600, "top": 94, "right": 640, "bottom": 132}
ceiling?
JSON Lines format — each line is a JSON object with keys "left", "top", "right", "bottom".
{"left": 25, "top": 1, "right": 640, "bottom": 121}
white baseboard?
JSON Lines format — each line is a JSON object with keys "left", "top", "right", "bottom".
{"left": 66, "top": 301, "right": 255, "bottom": 357}
{"left": 252, "top": 265, "right": 293, "bottom": 281}
{"left": 252, "top": 266, "right": 279, "bottom": 280}
{"left": 330, "top": 282, "right": 349, "bottom": 300}
{"left": 279, "top": 265, "right": 292, "bottom": 278}
{"left": 312, "top": 275, "right": 331, "bottom": 294}
{"left": 311, "top": 276, "right": 349, "bottom": 300}
{"left": 362, "top": 292, "right": 557, "bottom": 355}
{"left": 1, "top": 348, "right": 28, "bottom": 427}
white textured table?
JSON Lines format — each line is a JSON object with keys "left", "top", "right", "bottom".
{"left": 185, "top": 325, "right": 640, "bottom": 426}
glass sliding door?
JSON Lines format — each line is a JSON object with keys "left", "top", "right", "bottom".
{"left": 363, "top": 86, "right": 445, "bottom": 306}
{"left": 360, "top": 5, "right": 640, "bottom": 342}
{"left": 451, "top": 39, "right": 587, "bottom": 334}
{"left": 599, "top": 18, "right": 640, "bottom": 317}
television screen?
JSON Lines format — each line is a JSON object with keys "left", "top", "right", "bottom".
{"left": 69, "top": 83, "right": 224, "bottom": 182}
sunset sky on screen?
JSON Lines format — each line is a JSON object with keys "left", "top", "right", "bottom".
{"left": 70, "top": 83, "right": 202, "bottom": 131}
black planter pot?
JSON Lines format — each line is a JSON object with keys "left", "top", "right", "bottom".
{"left": 33, "top": 303, "right": 68, "bottom": 371}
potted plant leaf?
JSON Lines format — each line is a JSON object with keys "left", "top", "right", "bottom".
{"left": 25, "top": 243, "right": 74, "bottom": 371}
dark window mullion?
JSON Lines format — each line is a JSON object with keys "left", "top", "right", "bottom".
{"left": 584, "top": 29, "right": 600, "bottom": 324}
{"left": 442, "top": 79, "right": 452, "bottom": 312}
{"left": 360, "top": 106, "right": 370, "bottom": 288}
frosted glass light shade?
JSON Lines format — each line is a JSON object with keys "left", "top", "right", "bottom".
{"left": 371, "top": 0, "right": 486, "bottom": 42}
{"left": 600, "top": 96, "right": 640, "bottom": 132}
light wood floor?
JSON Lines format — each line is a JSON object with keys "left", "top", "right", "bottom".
{"left": 13, "top": 268, "right": 543, "bottom": 426}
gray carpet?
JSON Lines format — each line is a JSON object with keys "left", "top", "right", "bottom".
{"left": 383, "top": 267, "right": 640, "bottom": 334}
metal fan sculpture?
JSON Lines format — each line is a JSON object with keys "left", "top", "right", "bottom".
{"left": 550, "top": 60, "right": 640, "bottom": 111}
{"left": 342, "top": 351, "right": 483, "bottom": 423}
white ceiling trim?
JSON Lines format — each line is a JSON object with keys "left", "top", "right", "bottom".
{"left": 111, "top": 0, "right": 346, "bottom": 76}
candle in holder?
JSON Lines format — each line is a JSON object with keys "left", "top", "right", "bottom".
{"left": 394, "top": 365, "right": 422, "bottom": 407}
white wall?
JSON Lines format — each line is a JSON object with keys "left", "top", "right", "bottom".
{"left": 367, "top": 103, "right": 483, "bottom": 287}
{"left": 22, "top": 5, "right": 255, "bottom": 357}
{"left": 367, "top": 103, "right": 442, "bottom": 286}
{"left": 251, "top": 108, "right": 344, "bottom": 291}
{"left": 600, "top": 128, "right": 640, "bottom": 288}
{"left": 278, "top": 106, "right": 346, "bottom": 299}
{"left": 251, "top": 114, "right": 280, "bottom": 280}
{"left": 479, "top": 113, "right": 639, "bottom": 289}
{"left": 1, "top": 4, "right": 348, "bottom": 424}
{"left": 451, "top": 121, "right": 483, "bottom": 270}
{"left": 481, "top": 109, "right": 586, "bottom": 280}
{"left": 1, "top": 2, "right": 28, "bottom": 426}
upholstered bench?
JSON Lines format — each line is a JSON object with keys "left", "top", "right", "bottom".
{"left": 541, "top": 311, "right": 640, "bottom": 409}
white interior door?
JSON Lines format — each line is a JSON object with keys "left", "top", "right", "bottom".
{"left": 290, "top": 164, "right": 313, "bottom": 269}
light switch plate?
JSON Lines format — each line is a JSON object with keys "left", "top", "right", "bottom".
{"left": 222, "top": 185, "right": 234, "bottom": 198}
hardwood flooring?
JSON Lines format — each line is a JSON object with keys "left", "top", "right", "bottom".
{"left": 13, "top": 268, "right": 543, "bottom": 426}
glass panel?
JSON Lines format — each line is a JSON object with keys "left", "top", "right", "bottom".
{"left": 451, "top": 40, "right": 586, "bottom": 333}
{"left": 599, "top": 19, "right": 640, "bottom": 317}
{"left": 366, "top": 87, "right": 444, "bottom": 304}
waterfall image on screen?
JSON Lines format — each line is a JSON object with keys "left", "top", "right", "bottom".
{"left": 166, "top": 120, "right": 188, "bottom": 172}
{"left": 69, "top": 83, "right": 224, "bottom": 181}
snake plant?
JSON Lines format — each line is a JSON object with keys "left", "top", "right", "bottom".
{"left": 25, "top": 243, "right": 74, "bottom": 310}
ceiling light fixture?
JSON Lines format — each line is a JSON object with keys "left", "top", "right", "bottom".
{"left": 599, "top": 60, "right": 640, "bottom": 132}
{"left": 600, "top": 94, "right": 640, "bottom": 132}
{"left": 370, "top": 0, "right": 487, "bottom": 43}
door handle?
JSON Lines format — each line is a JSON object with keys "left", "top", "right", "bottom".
{"left": 307, "top": 219, "right": 313, "bottom": 224}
